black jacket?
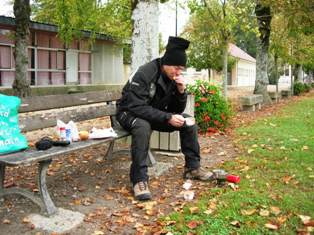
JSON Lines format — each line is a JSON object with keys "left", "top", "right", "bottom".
{"left": 117, "top": 58, "right": 187, "bottom": 123}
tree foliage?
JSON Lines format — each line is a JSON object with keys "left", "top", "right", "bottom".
{"left": 32, "top": 0, "right": 132, "bottom": 45}
{"left": 185, "top": 0, "right": 253, "bottom": 96}
{"left": 267, "top": 0, "right": 314, "bottom": 85}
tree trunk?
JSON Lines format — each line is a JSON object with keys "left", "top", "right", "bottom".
{"left": 274, "top": 53, "right": 278, "bottom": 94}
{"left": 297, "top": 64, "right": 303, "bottom": 81}
{"left": 254, "top": 1, "right": 271, "bottom": 104}
{"left": 222, "top": 43, "right": 228, "bottom": 97}
{"left": 13, "top": 0, "right": 31, "bottom": 97}
{"left": 208, "top": 68, "right": 211, "bottom": 82}
{"left": 131, "top": 0, "right": 159, "bottom": 72}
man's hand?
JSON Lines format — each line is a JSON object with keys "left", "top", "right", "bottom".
{"left": 174, "top": 75, "right": 186, "bottom": 94}
{"left": 168, "top": 114, "right": 185, "bottom": 127}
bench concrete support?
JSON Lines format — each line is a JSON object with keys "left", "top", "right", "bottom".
{"left": 240, "top": 94, "right": 263, "bottom": 111}
{"left": 268, "top": 91, "right": 281, "bottom": 103}
{"left": 0, "top": 161, "right": 57, "bottom": 216}
{"left": 281, "top": 90, "right": 292, "bottom": 98}
{"left": 38, "top": 160, "right": 58, "bottom": 216}
{"left": 105, "top": 139, "right": 157, "bottom": 167}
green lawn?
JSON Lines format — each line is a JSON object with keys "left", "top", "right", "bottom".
{"left": 162, "top": 95, "right": 314, "bottom": 234}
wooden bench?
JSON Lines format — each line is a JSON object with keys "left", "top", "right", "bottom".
{"left": 240, "top": 94, "right": 263, "bottom": 111}
{"left": 0, "top": 90, "right": 156, "bottom": 216}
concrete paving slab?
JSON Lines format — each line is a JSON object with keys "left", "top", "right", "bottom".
{"left": 28, "top": 208, "right": 84, "bottom": 233}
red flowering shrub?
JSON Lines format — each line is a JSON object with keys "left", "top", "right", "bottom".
{"left": 187, "top": 80, "right": 232, "bottom": 133}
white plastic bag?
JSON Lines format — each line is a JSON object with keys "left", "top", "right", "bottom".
{"left": 68, "top": 121, "right": 79, "bottom": 142}
{"left": 56, "top": 120, "right": 79, "bottom": 142}
{"left": 89, "top": 127, "right": 117, "bottom": 139}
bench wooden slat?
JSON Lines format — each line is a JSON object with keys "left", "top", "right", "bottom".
{"left": 20, "top": 103, "right": 117, "bottom": 132}
{"left": 20, "top": 91, "right": 121, "bottom": 113}
{"left": 0, "top": 127, "right": 130, "bottom": 166}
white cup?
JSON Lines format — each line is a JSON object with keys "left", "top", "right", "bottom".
{"left": 184, "top": 117, "right": 195, "bottom": 126}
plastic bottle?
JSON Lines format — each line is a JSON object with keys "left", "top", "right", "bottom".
{"left": 59, "top": 127, "right": 66, "bottom": 141}
{"left": 65, "top": 125, "right": 72, "bottom": 142}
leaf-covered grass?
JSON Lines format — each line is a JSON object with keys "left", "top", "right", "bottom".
{"left": 162, "top": 95, "right": 314, "bottom": 234}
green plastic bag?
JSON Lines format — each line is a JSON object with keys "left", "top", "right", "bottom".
{"left": 0, "top": 94, "right": 28, "bottom": 155}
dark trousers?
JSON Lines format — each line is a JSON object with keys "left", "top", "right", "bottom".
{"left": 117, "top": 111, "right": 200, "bottom": 185}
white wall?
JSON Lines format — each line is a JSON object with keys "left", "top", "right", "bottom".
{"left": 92, "top": 42, "right": 124, "bottom": 85}
{"left": 236, "top": 60, "right": 256, "bottom": 86}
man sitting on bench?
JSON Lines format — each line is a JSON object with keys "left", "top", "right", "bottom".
{"left": 117, "top": 36, "right": 213, "bottom": 201}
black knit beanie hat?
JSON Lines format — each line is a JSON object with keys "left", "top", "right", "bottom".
{"left": 161, "top": 36, "right": 190, "bottom": 66}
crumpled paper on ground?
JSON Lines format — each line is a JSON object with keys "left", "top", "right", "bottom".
{"left": 89, "top": 127, "right": 117, "bottom": 139}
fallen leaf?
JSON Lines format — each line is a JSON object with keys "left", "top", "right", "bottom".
{"left": 270, "top": 206, "right": 281, "bottom": 215}
{"left": 151, "top": 181, "right": 160, "bottom": 188}
{"left": 230, "top": 220, "right": 240, "bottom": 227}
{"left": 164, "top": 220, "right": 176, "bottom": 226}
{"left": 137, "top": 201, "right": 157, "bottom": 210}
{"left": 299, "top": 215, "right": 311, "bottom": 224}
{"left": 241, "top": 208, "right": 256, "bottom": 216}
{"left": 247, "top": 149, "right": 254, "bottom": 154}
{"left": 276, "top": 215, "right": 287, "bottom": 225}
{"left": 22, "top": 217, "right": 31, "bottom": 223}
{"left": 304, "top": 220, "right": 314, "bottom": 227}
{"left": 240, "top": 166, "right": 250, "bottom": 172}
{"left": 91, "top": 231, "right": 105, "bottom": 235}
{"left": 302, "top": 146, "right": 309, "bottom": 151}
{"left": 259, "top": 209, "right": 270, "bottom": 217}
{"left": 296, "top": 227, "right": 312, "bottom": 234}
{"left": 146, "top": 209, "right": 155, "bottom": 216}
{"left": 265, "top": 223, "right": 279, "bottom": 230}
{"left": 3, "top": 219, "right": 11, "bottom": 224}
{"left": 103, "top": 194, "right": 114, "bottom": 200}
{"left": 73, "top": 199, "right": 81, "bottom": 205}
{"left": 187, "top": 220, "right": 200, "bottom": 229}
{"left": 201, "top": 147, "right": 211, "bottom": 154}
{"left": 208, "top": 200, "right": 217, "bottom": 210}
{"left": 204, "top": 209, "right": 214, "bottom": 215}
{"left": 282, "top": 175, "right": 294, "bottom": 184}
{"left": 189, "top": 206, "right": 199, "bottom": 214}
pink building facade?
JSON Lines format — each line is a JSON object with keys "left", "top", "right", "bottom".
{"left": 0, "top": 16, "right": 124, "bottom": 87}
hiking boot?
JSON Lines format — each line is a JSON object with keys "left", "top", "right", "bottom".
{"left": 184, "top": 167, "right": 214, "bottom": 181}
{"left": 133, "top": 181, "right": 152, "bottom": 201}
